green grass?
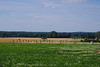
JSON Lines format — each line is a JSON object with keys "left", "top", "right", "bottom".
{"left": 0, "top": 43, "right": 100, "bottom": 67}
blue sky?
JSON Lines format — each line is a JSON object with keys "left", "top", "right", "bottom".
{"left": 0, "top": 0, "right": 100, "bottom": 32}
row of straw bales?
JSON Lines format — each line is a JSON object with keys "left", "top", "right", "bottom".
{"left": 0, "top": 39, "right": 97, "bottom": 44}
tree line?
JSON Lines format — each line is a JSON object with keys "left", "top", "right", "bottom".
{"left": 0, "top": 31, "right": 100, "bottom": 39}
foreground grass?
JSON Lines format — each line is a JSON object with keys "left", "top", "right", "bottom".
{"left": 0, "top": 43, "right": 100, "bottom": 67}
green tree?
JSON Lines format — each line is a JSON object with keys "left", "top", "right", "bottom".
{"left": 96, "top": 31, "right": 100, "bottom": 39}
{"left": 41, "top": 35, "right": 47, "bottom": 41}
{"left": 48, "top": 31, "right": 57, "bottom": 38}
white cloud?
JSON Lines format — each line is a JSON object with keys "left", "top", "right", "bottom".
{"left": 41, "top": 0, "right": 65, "bottom": 9}
{"left": 41, "top": 0, "right": 88, "bottom": 9}
{"left": 43, "top": 2, "right": 56, "bottom": 9}
{"left": 42, "top": 1, "right": 64, "bottom": 9}
{"left": 61, "top": 0, "right": 88, "bottom": 3}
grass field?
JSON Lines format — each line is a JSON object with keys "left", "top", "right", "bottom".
{"left": 0, "top": 43, "right": 100, "bottom": 67}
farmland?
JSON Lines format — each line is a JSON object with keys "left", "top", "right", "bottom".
{"left": 0, "top": 43, "right": 100, "bottom": 67}
{"left": 0, "top": 38, "right": 81, "bottom": 44}
{"left": 0, "top": 38, "right": 100, "bottom": 44}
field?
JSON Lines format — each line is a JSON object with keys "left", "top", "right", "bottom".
{"left": 0, "top": 43, "right": 100, "bottom": 67}
{"left": 0, "top": 38, "right": 81, "bottom": 44}
{"left": 0, "top": 38, "right": 81, "bottom": 41}
{"left": 0, "top": 38, "right": 99, "bottom": 44}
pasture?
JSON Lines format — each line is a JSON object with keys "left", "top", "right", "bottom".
{"left": 0, "top": 43, "right": 100, "bottom": 67}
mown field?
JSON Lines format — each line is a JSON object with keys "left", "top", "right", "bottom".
{"left": 0, "top": 38, "right": 82, "bottom": 42}
{"left": 0, "top": 43, "right": 100, "bottom": 67}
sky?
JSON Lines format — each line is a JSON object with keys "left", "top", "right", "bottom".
{"left": 0, "top": 0, "right": 100, "bottom": 32}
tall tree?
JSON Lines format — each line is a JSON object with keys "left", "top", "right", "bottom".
{"left": 96, "top": 31, "right": 100, "bottom": 39}
{"left": 48, "top": 31, "right": 57, "bottom": 38}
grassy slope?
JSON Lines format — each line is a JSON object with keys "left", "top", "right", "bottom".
{"left": 0, "top": 43, "right": 100, "bottom": 67}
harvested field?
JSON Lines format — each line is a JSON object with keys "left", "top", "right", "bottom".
{"left": 0, "top": 38, "right": 82, "bottom": 41}
{"left": 0, "top": 38, "right": 99, "bottom": 44}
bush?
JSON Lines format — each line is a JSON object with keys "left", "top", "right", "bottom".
{"left": 82, "top": 38, "right": 100, "bottom": 42}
